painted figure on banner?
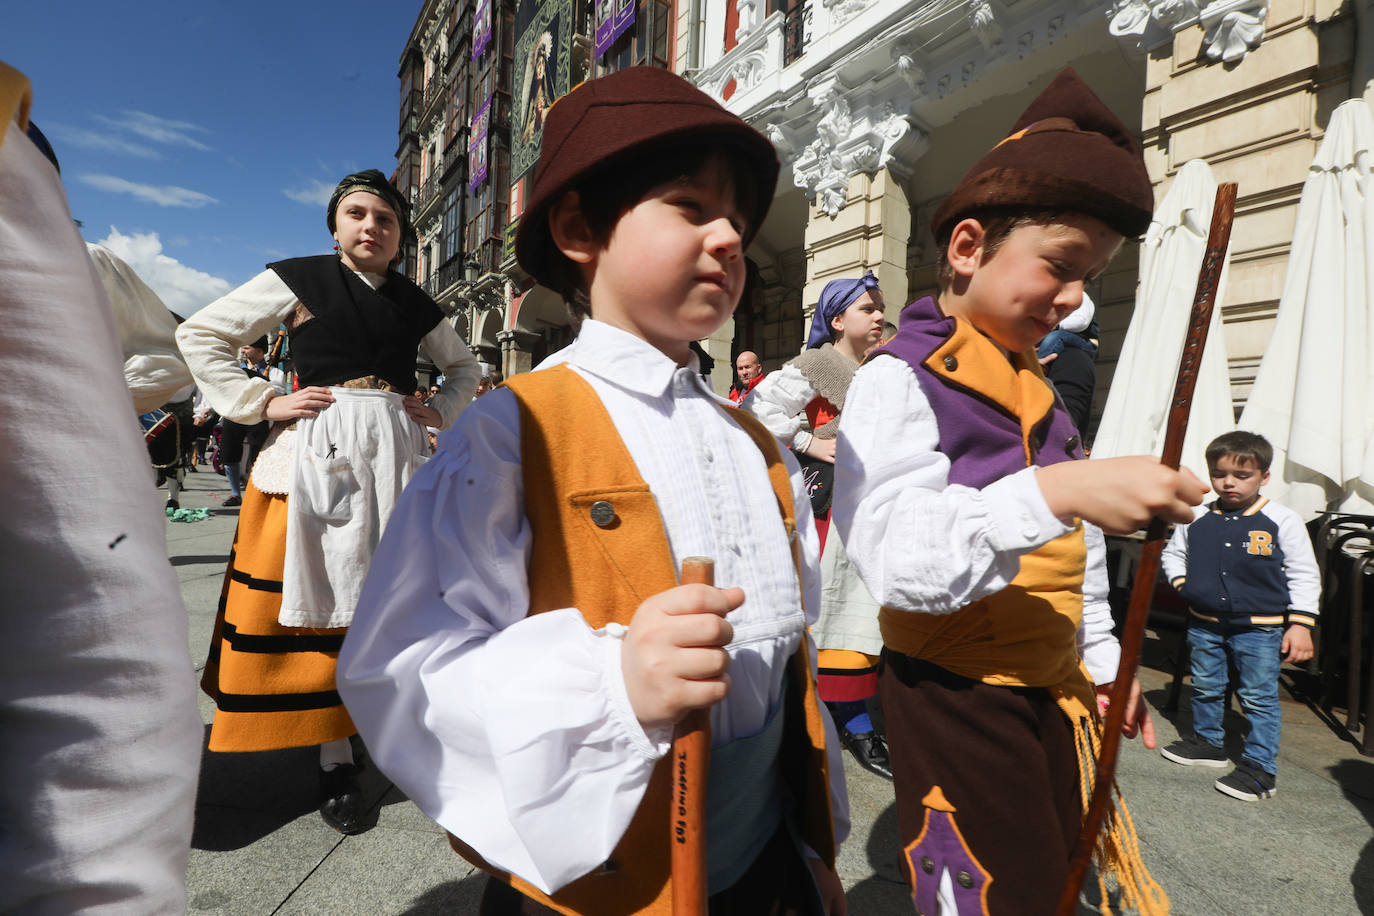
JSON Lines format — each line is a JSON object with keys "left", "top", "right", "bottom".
{"left": 470, "top": 99, "right": 491, "bottom": 191}
{"left": 521, "top": 32, "right": 554, "bottom": 145}
{"left": 473, "top": 0, "right": 493, "bottom": 59}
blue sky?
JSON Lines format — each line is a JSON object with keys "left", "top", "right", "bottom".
{"left": 9, "top": 2, "right": 417, "bottom": 315}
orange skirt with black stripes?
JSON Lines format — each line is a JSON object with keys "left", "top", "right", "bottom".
{"left": 201, "top": 481, "right": 356, "bottom": 752}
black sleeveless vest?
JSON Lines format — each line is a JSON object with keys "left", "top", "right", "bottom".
{"left": 269, "top": 255, "right": 444, "bottom": 394}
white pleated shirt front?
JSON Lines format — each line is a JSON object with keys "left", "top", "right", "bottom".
{"left": 338, "top": 320, "right": 849, "bottom": 895}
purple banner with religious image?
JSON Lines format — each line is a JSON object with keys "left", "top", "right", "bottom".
{"left": 473, "top": 0, "right": 493, "bottom": 60}
{"left": 469, "top": 95, "right": 491, "bottom": 192}
{"left": 593, "top": 0, "right": 635, "bottom": 57}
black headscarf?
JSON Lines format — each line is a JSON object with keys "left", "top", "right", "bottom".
{"left": 326, "top": 169, "right": 415, "bottom": 245}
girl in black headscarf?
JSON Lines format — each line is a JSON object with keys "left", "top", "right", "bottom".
{"left": 177, "top": 170, "right": 481, "bottom": 834}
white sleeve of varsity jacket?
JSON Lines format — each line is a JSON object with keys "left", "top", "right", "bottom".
{"left": 1272, "top": 502, "right": 1321, "bottom": 627}
{"left": 832, "top": 354, "right": 1073, "bottom": 614}
{"left": 1160, "top": 507, "right": 1205, "bottom": 589}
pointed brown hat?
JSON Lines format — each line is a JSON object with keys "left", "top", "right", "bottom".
{"left": 931, "top": 67, "right": 1154, "bottom": 240}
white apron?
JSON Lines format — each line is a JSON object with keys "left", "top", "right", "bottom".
{"left": 279, "top": 387, "right": 427, "bottom": 628}
{"left": 814, "top": 527, "right": 884, "bottom": 656}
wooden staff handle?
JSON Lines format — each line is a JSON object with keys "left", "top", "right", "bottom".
{"left": 266, "top": 328, "right": 286, "bottom": 367}
{"left": 1055, "top": 182, "right": 1237, "bottom": 914}
{"left": 671, "top": 556, "right": 714, "bottom": 916}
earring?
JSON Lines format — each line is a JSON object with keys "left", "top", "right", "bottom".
{"left": 333, "top": 243, "right": 340, "bottom": 252}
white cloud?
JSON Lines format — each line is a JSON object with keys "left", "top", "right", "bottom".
{"left": 80, "top": 174, "right": 217, "bottom": 208}
{"left": 97, "top": 227, "right": 232, "bottom": 316}
{"left": 44, "top": 123, "right": 160, "bottom": 159}
{"left": 283, "top": 179, "right": 335, "bottom": 206}
{"left": 94, "top": 110, "right": 212, "bottom": 151}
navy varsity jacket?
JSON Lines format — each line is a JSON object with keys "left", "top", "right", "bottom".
{"left": 1161, "top": 497, "right": 1320, "bottom": 628}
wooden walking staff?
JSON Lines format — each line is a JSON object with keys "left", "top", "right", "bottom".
{"left": 1055, "top": 182, "right": 1238, "bottom": 915}
{"left": 671, "top": 556, "right": 714, "bottom": 916}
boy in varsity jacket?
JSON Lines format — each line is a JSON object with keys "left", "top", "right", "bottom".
{"left": 1160, "top": 430, "right": 1320, "bottom": 801}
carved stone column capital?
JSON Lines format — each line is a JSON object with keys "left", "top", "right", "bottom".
{"left": 967, "top": 0, "right": 1004, "bottom": 51}
{"left": 1199, "top": 0, "right": 1267, "bottom": 62}
{"left": 1107, "top": 0, "right": 1267, "bottom": 63}
{"left": 768, "top": 78, "right": 927, "bottom": 218}
{"left": 823, "top": 0, "right": 878, "bottom": 28}
{"left": 736, "top": 0, "right": 759, "bottom": 42}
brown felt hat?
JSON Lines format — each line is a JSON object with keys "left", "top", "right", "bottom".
{"left": 515, "top": 66, "right": 779, "bottom": 290}
{"left": 931, "top": 67, "right": 1154, "bottom": 241}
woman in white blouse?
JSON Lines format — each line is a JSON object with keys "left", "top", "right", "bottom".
{"left": 742, "top": 272, "right": 894, "bottom": 781}
{"left": 176, "top": 169, "right": 480, "bottom": 835}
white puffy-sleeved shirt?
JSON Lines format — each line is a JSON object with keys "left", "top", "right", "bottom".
{"left": 742, "top": 362, "right": 818, "bottom": 453}
{"left": 87, "top": 242, "right": 194, "bottom": 413}
{"left": 338, "top": 319, "right": 849, "bottom": 894}
{"left": 2, "top": 91, "right": 200, "bottom": 914}
{"left": 175, "top": 267, "right": 479, "bottom": 427}
{"left": 832, "top": 353, "right": 1121, "bottom": 685}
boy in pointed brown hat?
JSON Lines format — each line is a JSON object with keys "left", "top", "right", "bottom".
{"left": 832, "top": 68, "right": 1206, "bottom": 913}
{"left": 339, "top": 67, "right": 848, "bottom": 915}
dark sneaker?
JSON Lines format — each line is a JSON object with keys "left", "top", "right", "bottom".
{"left": 1160, "top": 735, "right": 1229, "bottom": 768}
{"left": 222, "top": 495, "right": 242, "bottom": 508}
{"left": 1215, "top": 761, "right": 1276, "bottom": 801}
{"left": 165, "top": 498, "right": 180, "bottom": 512}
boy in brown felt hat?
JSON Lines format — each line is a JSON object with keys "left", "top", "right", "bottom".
{"left": 338, "top": 67, "right": 849, "bottom": 915}
{"left": 830, "top": 68, "right": 1207, "bottom": 913}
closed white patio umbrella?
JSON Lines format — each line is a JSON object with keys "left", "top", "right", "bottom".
{"left": 1238, "top": 99, "right": 1374, "bottom": 520}
{"left": 1092, "top": 158, "right": 1235, "bottom": 478}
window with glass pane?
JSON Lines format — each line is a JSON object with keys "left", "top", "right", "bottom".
{"left": 601, "top": 0, "right": 671, "bottom": 72}
{"left": 444, "top": 190, "right": 461, "bottom": 262}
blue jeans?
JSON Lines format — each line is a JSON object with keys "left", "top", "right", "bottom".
{"left": 1187, "top": 619, "right": 1284, "bottom": 774}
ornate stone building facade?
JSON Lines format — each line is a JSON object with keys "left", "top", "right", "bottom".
{"left": 402, "top": 0, "right": 687, "bottom": 380}
{"left": 691, "top": 0, "right": 1373, "bottom": 428}
{"left": 398, "top": 0, "right": 518, "bottom": 383}
{"left": 499, "top": 0, "right": 677, "bottom": 377}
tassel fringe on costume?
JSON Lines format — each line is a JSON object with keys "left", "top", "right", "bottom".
{"left": 1061, "top": 697, "right": 1170, "bottom": 915}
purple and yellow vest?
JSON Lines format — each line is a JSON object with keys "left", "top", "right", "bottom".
{"left": 868, "top": 296, "right": 1092, "bottom": 701}
{"left": 870, "top": 298, "right": 1170, "bottom": 915}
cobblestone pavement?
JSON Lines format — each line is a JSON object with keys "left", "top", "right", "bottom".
{"left": 167, "top": 471, "right": 1374, "bottom": 914}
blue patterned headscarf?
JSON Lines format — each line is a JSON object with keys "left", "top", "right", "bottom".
{"left": 806, "top": 271, "right": 881, "bottom": 349}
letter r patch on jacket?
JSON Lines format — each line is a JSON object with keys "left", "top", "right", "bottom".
{"left": 1245, "top": 531, "right": 1273, "bottom": 556}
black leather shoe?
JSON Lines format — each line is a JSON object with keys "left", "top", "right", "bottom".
{"left": 319, "top": 763, "right": 369, "bottom": 835}
{"left": 838, "top": 723, "right": 894, "bottom": 781}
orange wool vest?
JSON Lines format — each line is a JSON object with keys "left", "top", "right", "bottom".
{"left": 447, "top": 365, "right": 835, "bottom": 916}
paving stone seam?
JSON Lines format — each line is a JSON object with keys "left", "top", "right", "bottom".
{"left": 269, "top": 834, "right": 348, "bottom": 916}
